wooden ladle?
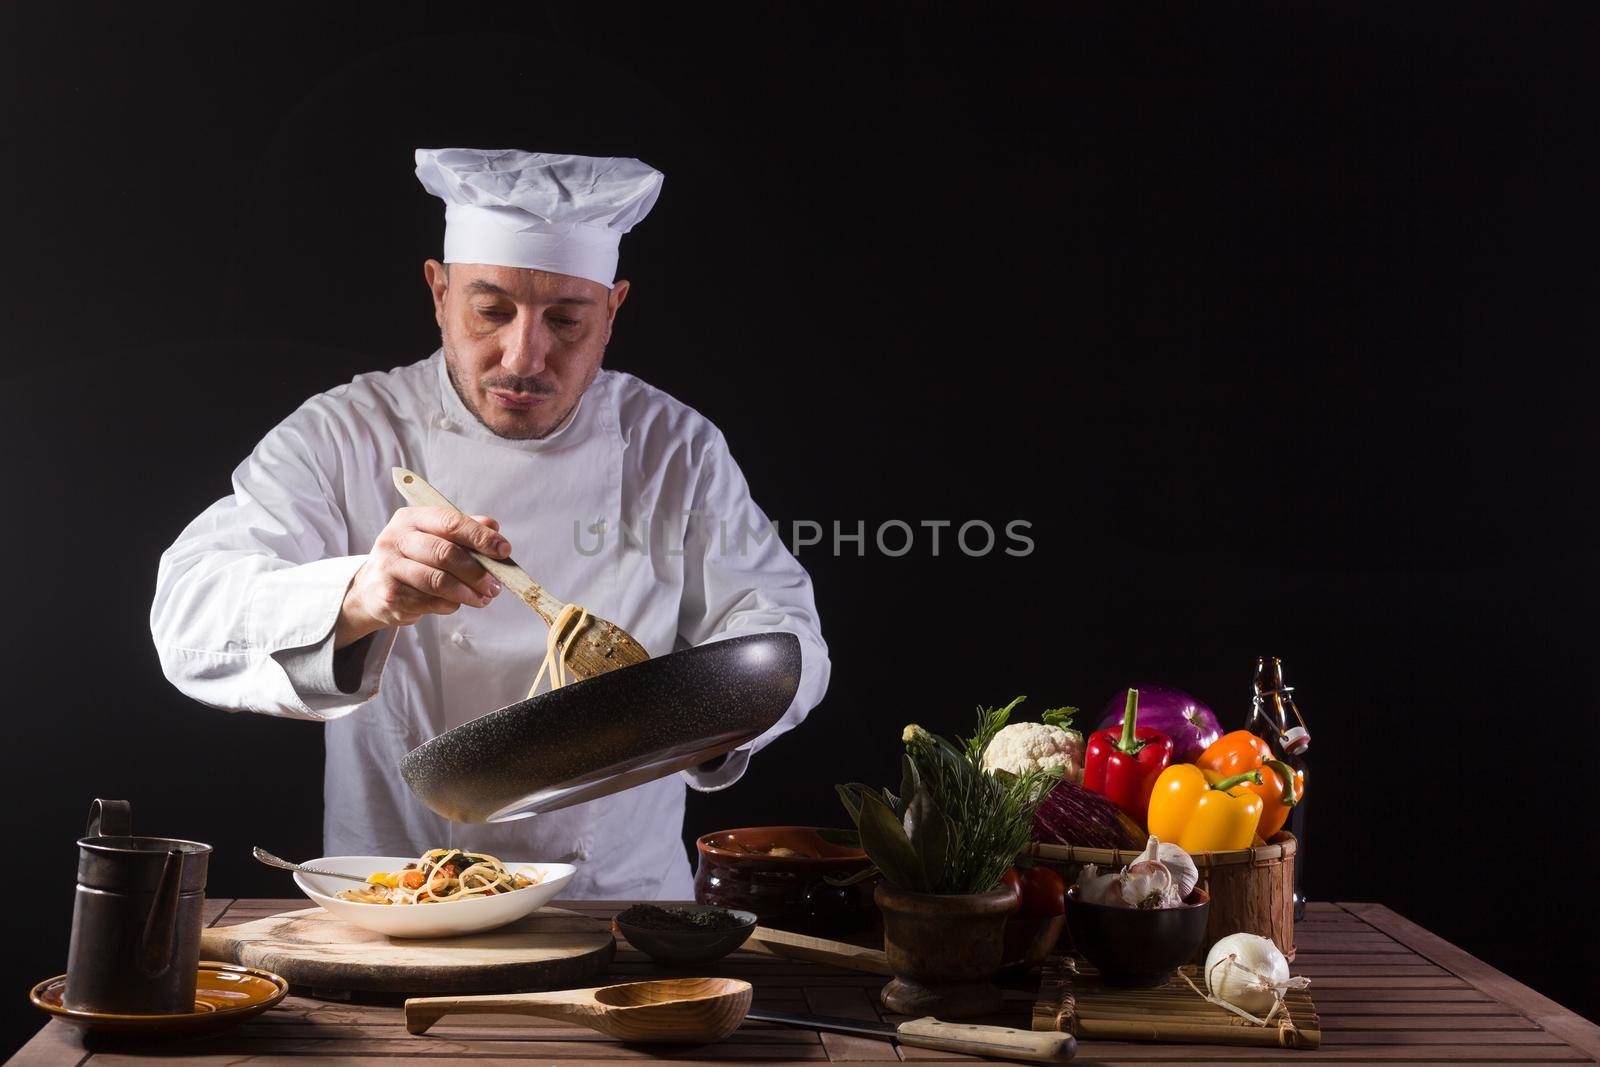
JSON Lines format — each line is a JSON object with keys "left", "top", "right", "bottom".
{"left": 404, "top": 977, "right": 752, "bottom": 1043}
{"left": 391, "top": 467, "right": 650, "bottom": 681}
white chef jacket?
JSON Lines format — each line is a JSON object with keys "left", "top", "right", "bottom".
{"left": 150, "top": 351, "right": 830, "bottom": 899}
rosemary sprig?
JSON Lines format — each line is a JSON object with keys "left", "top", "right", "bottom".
{"left": 841, "top": 697, "right": 1060, "bottom": 895}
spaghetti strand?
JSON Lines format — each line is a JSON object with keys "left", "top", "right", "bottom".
{"left": 526, "top": 603, "right": 590, "bottom": 700}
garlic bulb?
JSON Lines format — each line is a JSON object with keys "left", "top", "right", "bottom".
{"left": 1115, "top": 838, "right": 1176, "bottom": 908}
{"left": 1074, "top": 863, "right": 1119, "bottom": 905}
{"left": 1156, "top": 841, "right": 1199, "bottom": 898}
{"left": 1072, "top": 837, "right": 1194, "bottom": 909}
{"left": 1204, "top": 933, "right": 1310, "bottom": 1023}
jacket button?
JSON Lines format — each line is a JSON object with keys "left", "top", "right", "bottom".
{"left": 450, "top": 632, "right": 466, "bottom": 647}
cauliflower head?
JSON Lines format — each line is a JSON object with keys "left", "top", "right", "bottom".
{"left": 981, "top": 721, "right": 1084, "bottom": 782}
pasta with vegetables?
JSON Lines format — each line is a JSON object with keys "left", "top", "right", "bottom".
{"left": 335, "top": 849, "right": 542, "bottom": 905}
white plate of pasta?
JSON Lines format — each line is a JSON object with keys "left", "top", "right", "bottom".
{"left": 293, "top": 850, "right": 577, "bottom": 938}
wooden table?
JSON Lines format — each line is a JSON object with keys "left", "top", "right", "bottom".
{"left": 11, "top": 900, "right": 1599, "bottom": 1065}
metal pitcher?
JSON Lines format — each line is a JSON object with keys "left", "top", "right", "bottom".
{"left": 64, "top": 799, "right": 212, "bottom": 1015}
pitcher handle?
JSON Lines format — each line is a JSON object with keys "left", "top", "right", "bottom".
{"left": 86, "top": 799, "right": 132, "bottom": 838}
{"left": 139, "top": 848, "right": 185, "bottom": 977}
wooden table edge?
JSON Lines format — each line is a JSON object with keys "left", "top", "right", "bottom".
{"left": 12, "top": 898, "right": 1599, "bottom": 1066}
{"left": 1338, "top": 900, "right": 1600, "bottom": 1062}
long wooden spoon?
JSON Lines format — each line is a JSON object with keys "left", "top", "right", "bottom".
{"left": 405, "top": 977, "right": 1074, "bottom": 1061}
{"left": 405, "top": 977, "right": 751, "bottom": 1043}
{"left": 391, "top": 467, "right": 649, "bottom": 682}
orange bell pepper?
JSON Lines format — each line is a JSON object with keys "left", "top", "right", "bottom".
{"left": 1145, "top": 764, "right": 1265, "bottom": 852}
{"left": 1195, "top": 730, "right": 1303, "bottom": 839}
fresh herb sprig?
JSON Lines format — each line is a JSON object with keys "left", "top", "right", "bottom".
{"left": 837, "top": 696, "right": 1060, "bottom": 895}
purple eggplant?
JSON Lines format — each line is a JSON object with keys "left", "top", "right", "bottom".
{"left": 1033, "top": 780, "right": 1146, "bottom": 850}
{"left": 1095, "top": 684, "right": 1222, "bottom": 764}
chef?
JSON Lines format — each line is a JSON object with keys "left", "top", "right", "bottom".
{"left": 150, "top": 148, "right": 830, "bottom": 899}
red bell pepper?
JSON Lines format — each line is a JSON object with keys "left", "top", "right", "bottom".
{"left": 1082, "top": 688, "right": 1174, "bottom": 824}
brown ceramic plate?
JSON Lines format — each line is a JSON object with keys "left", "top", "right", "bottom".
{"left": 30, "top": 962, "right": 288, "bottom": 1037}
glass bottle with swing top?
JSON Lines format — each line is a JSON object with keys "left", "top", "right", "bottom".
{"left": 1248, "top": 656, "right": 1311, "bottom": 920}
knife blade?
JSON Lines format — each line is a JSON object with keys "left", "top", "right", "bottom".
{"left": 745, "top": 1009, "right": 1076, "bottom": 1062}
{"left": 746, "top": 1008, "right": 900, "bottom": 1039}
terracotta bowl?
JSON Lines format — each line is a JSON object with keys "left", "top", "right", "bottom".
{"left": 694, "top": 827, "right": 877, "bottom": 935}
{"left": 1064, "top": 886, "right": 1211, "bottom": 987}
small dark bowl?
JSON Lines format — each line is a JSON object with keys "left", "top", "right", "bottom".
{"left": 613, "top": 904, "right": 758, "bottom": 967}
{"left": 1064, "top": 886, "right": 1210, "bottom": 987}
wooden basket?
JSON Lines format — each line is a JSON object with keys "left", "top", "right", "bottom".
{"left": 1023, "top": 831, "right": 1296, "bottom": 961}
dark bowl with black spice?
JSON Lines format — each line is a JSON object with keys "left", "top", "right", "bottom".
{"left": 613, "top": 903, "right": 758, "bottom": 966}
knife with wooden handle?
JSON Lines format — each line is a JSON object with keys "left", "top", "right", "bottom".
{"left": 390, "top": 466, "right": 650, "bottom": 682}
{"left": 746, "top": 1009, "right": 1076, "bottom": 1062}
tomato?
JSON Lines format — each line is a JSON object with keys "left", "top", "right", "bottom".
{"left": 999, "top": 868, "right": 1023, "bottom": 914}
{"left": 1013, "top": 866, "right": 1065, "bottom": 917}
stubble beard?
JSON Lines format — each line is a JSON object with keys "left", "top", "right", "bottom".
{"left": 440, "top": 336, "right": 598, "bottom": 441}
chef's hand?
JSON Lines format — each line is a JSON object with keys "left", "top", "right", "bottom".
{"left": 335, "top": 507, "right": 511, "bottom": 648}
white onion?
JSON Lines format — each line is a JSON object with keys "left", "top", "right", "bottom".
{"left": 1204, "top": 933, "right": 1307, "bottom": 1022}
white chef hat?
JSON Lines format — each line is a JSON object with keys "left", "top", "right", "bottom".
{"left": 415, "top": 147, "right": 664, "bottom": 288}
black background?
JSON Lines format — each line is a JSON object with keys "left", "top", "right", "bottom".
{"left": 4, "top": 1, "right": 1598, "bottom": 1055}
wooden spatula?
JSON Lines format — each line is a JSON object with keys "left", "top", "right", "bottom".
{"left": 391, "top": 467, "right": 649, "bottom": 682}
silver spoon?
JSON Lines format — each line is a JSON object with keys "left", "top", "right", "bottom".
{"left": 252, "top": 846, "right": 370, "bottom": 883}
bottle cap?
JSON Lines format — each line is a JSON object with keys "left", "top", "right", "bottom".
{"left": 1282, "top": 726, "right": 1310, "bottom": 754}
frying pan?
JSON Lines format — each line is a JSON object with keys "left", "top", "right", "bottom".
{"left": 401, "top": 632, "right": 801, "bottom": 823}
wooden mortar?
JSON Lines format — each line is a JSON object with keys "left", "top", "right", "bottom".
{"left": 875, "top": 883, "right": 1014, "bottom": 1018}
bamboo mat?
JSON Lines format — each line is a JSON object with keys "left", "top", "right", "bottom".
{"left": 1032, "top": 956, "right": 1322, "bottom": 1049}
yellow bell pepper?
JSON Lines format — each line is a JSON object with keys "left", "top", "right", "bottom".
{"left": 1145, "top": 764, "right": 1265, "bottom": 852}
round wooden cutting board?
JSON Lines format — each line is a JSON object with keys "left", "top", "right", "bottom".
{"left": 199, "top": 906, "right": 616, "bottom": 993}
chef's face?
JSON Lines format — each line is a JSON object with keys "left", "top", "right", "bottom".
{"left": 426, "top": 261, "right": 629, "bottom": 440}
